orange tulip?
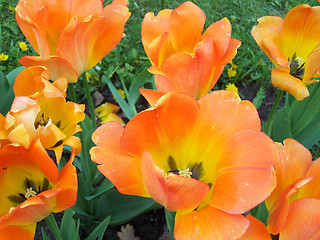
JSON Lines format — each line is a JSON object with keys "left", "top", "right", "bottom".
{"left": 239, "top": 215, "right": 271, "bottom": 240}
{"left": 15, "top": 0, "right": 131, "bottom": 82}
{"left": 0, "top": 138, "right": 77, "bottom": 239}
{"left": 252, "top": 4, "right": 320, "bottom": 101}
{"left": 141, "top": 1, "right": 241, "bottom": 98}
{"left": 91, "top": 91, "right": 278, "bottom": 239}
{"left": 265, "top": 138, "right": 320, "bottom": 238}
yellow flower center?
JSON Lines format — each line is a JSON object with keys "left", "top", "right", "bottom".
{"left": 289, "top": 54, "right": 305, "bottom": 79}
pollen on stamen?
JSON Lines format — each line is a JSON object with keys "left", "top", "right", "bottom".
{"left": 295, "top": 57, "right": 304, "bottom": 66}
{"left": 178, "top": 168, "right": 192, "bottom": 178}
{"left": 24, "top": 187, "right": 37, "bottom": 199}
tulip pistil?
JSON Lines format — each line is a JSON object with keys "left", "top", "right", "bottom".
{"left": 167, "top": 155, "right": 203, "bottom": 179}
{"left": 34, "top": 112, "right": 49, "bottom": 128}
{"left": 289, "top": 54, "right": 305, "bottom": 80}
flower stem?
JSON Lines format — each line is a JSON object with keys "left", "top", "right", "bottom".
{"left": 68, "top": 83, "right": 78, "bottom": 102}
{"left": 266, "top": 90, "right": 284, "bottom": 136}
{"left": 161, "top": 0, "right": 165, "bottom": 9}
{"left": 45, "top": 213, "right": 62, "bottom": 240}
{"left": 82, "top": 75, "right": 97, "bottom": 129}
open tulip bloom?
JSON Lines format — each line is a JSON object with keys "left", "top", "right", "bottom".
{"left": 15, "top": 0, "right": 131, "bottom": 82}
{"left": 251, "top": 4, "right": 320, "bottom": 101}
{"left": 0, "top": 139, "right": 77, "bottom": 239}
{"left": 91, "top": 91, "right": 279, "bottom": 239}
{"left": 141, "top": 1, "right": 241, "bottom": 98}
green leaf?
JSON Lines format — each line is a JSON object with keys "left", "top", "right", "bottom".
{"left": 294, "top": 112, "right": 320, "bottom": 149}
{"left": 85, "top": 178, "right": 114, "bottom": 201}
{"left": 60, "top": 209, "right": 79, "bottom": 240}
{"left": 165, "top": 209, "right": 176, "bottom": 240}
{"left": 270, "top": 106, "right": 292, "bottom": 142}
{"left": 103, "top": 75, "right": 134, "bottom": 119}
{"left": 86, "top": 216, "right": 111, "bottom": 240}
{"left": 128, "top": 66, "right": 151, "bottom": 107}
{"left": 252, "top": 86, "right": 266, "bottom": 109}
{"left": 289, "top": 83, "right": 320, "bottom": 135}
{"left": 0, "top": 71, "right": 14, "bottom": 115}
{"left": 96, "top": 188, "right": 159, "bottom": 225}
{"left": 41, "top": 227, "right": 51, "bottom": 240}
{"left": 250, "top": 202, "right": 269, "bottom": 225}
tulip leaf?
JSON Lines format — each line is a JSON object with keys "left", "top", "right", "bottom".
{"left": 103, "top": 75, "right": 135, "bottom": 119}
{"left": 0, "top": 72, "right": 14, "bottom": 115}
{"left": 60, "top": 209, "right": 79, "bottom": 240}
{"left": 294, "top": 112, "right": 320, "bottom": 149}
{"left": 96, "top": 188, "right": 160, "bottom": 225}
{"left": 86, "top": 216, "right": 111, "bottom": 240}
{"left": 128, "top": 64, "right": 151, "bottom": 108}
{"left": 165, "top": 209, "right": 176, "bottom": 240}
{"left": 85, "top": 178, "right": 114, "bottom": 201}
{"left": 41, "top": 227, "right": 51, "bottom": 240}
{"left": 289, "top": 83, "right": 320, "bottom": 135}
{"left": 270, "top": 106, "right": 292, "bottom": 142}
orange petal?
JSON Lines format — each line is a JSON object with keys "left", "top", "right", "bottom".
{"left": 251, "top": 16, "right": 288, "bottom": 70}
{"left": 271, "top": 68, "right": 309, "bottom": 101}
{"left": 280, "top": 198, "right": 320, "bottom": 240}
{"left": 121, "top": 92, "right": 199, "bottom": 163}
{"left": 282, "top": 4, "right": 320, "bottom": 61}
{"left": 304, "top": 47, "right": 320, "bottom": 84}
{"left": 211, "top": 165, "right": 276, "bottom": 214}
{"left": 55, "top": 151, "right": 77, "bottom": 212}
{"left": 90, "top": 122, "right": 149, "bottom": 197}
{"left": 0, "top": 224, "right": 36, "bottom": 240}
{"left": 202, "top": 17, "right": 231, "bottom": 62}
{"left": 56, "top": 5, "right": 130, "bottom": 76}
{"left": 174, "top": 205, "right": 249, "bottom": 240}
{"left": 19, "top": 56, "right": 79, "bottom": 82}
{"left": 267, "top": 177, "right": 313, "bottom": 235}
{"left": 197, "top": 91, "right": 261, "bottom": 142}
{"left": 139, "top": 88, "right": 166, "bottom": 107}
{"left": 266, "top": 139, "right": 312, "bottom": 210}
{"left": 298, "top": 158, "right": 320, "bottom": 199}
{"left": 169, "top": 1, "right": 205, "bottom": 53}
{"left": 239, "top": 215, "right": 272, "bottom": 240}
{"left": 141, "top": 151, "right": 209, "bottom": 212}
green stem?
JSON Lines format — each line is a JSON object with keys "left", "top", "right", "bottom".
{"left": 165, "top": 209, "right": 176, "bottom": 240}
{"left": 45, "top": 213, "right": 62, "bottom": 240}
{"left": 68, "top": 83, "right": 78, "bottom": 102}
{"left": 82, "top": 75, "right": 97, "bottom": 129}
{"left": 266, "top": 90, "right": 284, "bottom": 136}
{"left": 161, "top": 0, "right": 165, "bottom": 9}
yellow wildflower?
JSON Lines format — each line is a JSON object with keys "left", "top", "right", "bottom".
{"left": 113, "top": 89, "right": 126, "bottom": 101}
{"left": 0, "top": 53, "right": 9, "bottom": 61}
{"left": 18, "top": 41, "right": 28, "bottom": 51}
{"left": 9, "top": 5, "right": 15, "bottom": 11}
{"left": 227, "top": 61, "right": 237, "bottom": 78}
{"left": 225, "top": 83, "right": 238, "bottom": 93}
{"left": 86, "top": 72, "right": 92, "bottom": 80}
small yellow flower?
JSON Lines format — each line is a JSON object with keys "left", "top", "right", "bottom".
{"left": 9, "top": 5, "right": 15, "bottom": 11}
{"left": 0, "top": 53, "right": 9, "bottom": 61}
{"left": 18, "top": 41, "right": 28, "bottom": 51}
{"left": 85, "top": 72, "right": 92, "bottom": 80}
{"left": 227, "top": 61, "right": 237, "bottom": 78}
{"left": 225, "top": 83, "right": 238, "bottom": 93}
{"left": 113, "top": 89, "right": 126, "bottom": 101}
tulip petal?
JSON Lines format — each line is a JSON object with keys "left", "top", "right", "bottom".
{"left": 298, "top": 158, "right": 320, "bottom": 199}
{"left": 240, "top": 215, "right": 271, "bottom": 240}
{"left": 211, "top": 166, "right": 276, "bottom": 214}
{"left": 304, "top": 47, "right": 320, "bottom": 83}
{"left": 91, "top": 122, "right": 149, "bottom": 197}
{"left": 280, "top": 198, "right": 320, "bottom": 240}
{"left": 174, "top": 205, "right": 249, "bottom": 240}
{"left": 141, "top": 151, "right": 209, "bottom": 212}
{"left": 19, "top": 56, "right": 78, "bottom": 82}
{"left": 170, "top": 1, "right": 205, "bottom": 53}
{"left": 271, "top": 68, "right": 309, "bottom": 101}
{"left": 139, "top": 88, "right": 166, "bottom": 107}
{"left": 0, "top": 224, "right": 36, "bottom": 240}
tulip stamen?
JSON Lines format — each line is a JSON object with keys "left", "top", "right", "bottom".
{"left": 178, "top": 168, "right": 192, "bottom": 178}
{"left": 24, "top": 187, "right": 37, "bottom": 199}
{"left": 34, "top": 112, "right": 49, "bottom": 128}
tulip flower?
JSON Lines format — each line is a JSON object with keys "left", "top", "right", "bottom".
{"left": 141, "top": 1, "right": 241, "bottom": 98}
{"left": 0, "top": 138, "right": 77, "bottom": 239}
{"left": 95, "top": 102, "right": 124, "bottom": 125}
{"left": 15, "top": 0, "right": 131, "bottom": 82}
{"left": 239, "top": 215, "right": 271, "bottom": 240}
{"left": 251, "top": 4, "right": 320, "bottom": 101}
{"left": 91, "top": 91, "right": 278, "bottom": 239}
{"left": 265, "top": 138, "right": 320, "bottom": 238}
